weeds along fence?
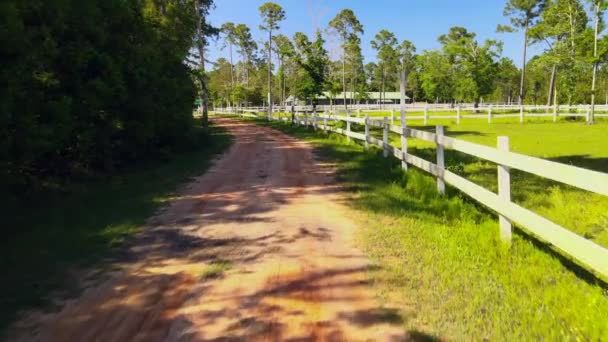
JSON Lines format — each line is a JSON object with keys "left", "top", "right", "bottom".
{"left": 214, "top": 107, "right": 608, "bottom": 281}
{"left": 217, "top": 103, "right": 608, "bottom": 124}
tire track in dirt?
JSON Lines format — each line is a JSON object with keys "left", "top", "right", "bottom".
{"left": 10, "top": 118, "right": 406, "bottom": 341}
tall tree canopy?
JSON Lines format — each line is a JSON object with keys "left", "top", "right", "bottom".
{"left": 206, "top": 2, "right": 608, "bottom": 109}
{"left": 371, "top": 30, "right": 398, "bottom": 106}
{"left": 292, "top": 31, "right": 330, "bottom": 106}
{"left": 328, "top": 9, "right": 364, "bottom": 109}
{"left": 439, "top": 27, "right": 502, "bottom": 104}
{"left": 259, "top": 2, "right": 285, "bottom": 116}
{"left": 1, "top": 0, "right": 216, "bottom": 190}
{"left": 498, "top": 0, "right": 547, "bottom": 104}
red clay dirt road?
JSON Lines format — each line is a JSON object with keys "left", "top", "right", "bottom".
{"left": 13, "top": 118, "right": 407, "bottom": 341}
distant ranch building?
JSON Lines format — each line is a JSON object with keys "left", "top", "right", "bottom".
{"left": 285, "top": 91, "right": 410, "bottom": 106}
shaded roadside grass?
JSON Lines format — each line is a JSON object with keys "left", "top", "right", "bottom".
{"left": 0, "top": 123, "right": 232, "bottom": 332}
{"left": 249, "top": 118, "right": 608, "bottom": 340}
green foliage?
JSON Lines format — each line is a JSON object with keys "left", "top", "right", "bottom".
{"left": 0, "top": 0, "right": 203, "bottom": 191}
{"left": 233, "top": 23, "right": 257, "bottom": 89}
{"left": 503, "top": 0, "right": 547, "bottom": 28}
{"left": 417, "top": 51, "right": 454, "bottom": 102}
{"left": 371, "top": 29, "right": 399, "bottom": 101}
{"left": 397, "top": 40, "right": 417, "bottom": 76}
{"left": 208, "top": 58, "right": 233, "bottom": 106}
{"left": 206, "top": 2, "right": 608, "bottom": 107}
{"left": 292, "top": 31, "right": 329, "bottom": 104}
{"left": 439, "top": 27, "right": 503, "bottom": 104}
{"left": 221, "top": 22, "right": 239, "bottom": 49}
{"left": 258, "top": 2, "right": 285, "bottom": 32}
{"left": 493, "top": 58, "right": 521, "bottom": 102}
{"left": 328, "top": 9, "right": 365, "bottom": 106}
{"left": 328, "top": 9, "right": 364, "bottom": 42}
{"left": 0, "top": 123, "right": 231, "bottom": 331}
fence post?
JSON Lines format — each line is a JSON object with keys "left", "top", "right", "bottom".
{"left": 383, "top": 117, "right": 389, "bottom": 158}
{"left": 424, "top": 105, "right": 429, "bottom": 125}
{"left": 291, "top": 105, "right": 295, "bottom": 124}
{"left": 400, "top": 110, "right": 408, "bottom": 171}
{"left": 553, "top": 103, "right": 558, "bottom": 122}
{"left": 497, "top": 136, "right": 512, "bottom": 242}
{"left": 364, "top": 114, "right": 370, "bottom": 150}
{"left": 488, "top": 105, "right": 493, "bottom": 124}
{"left": 357, "top": 108, "right": 362, "bottom": 118}
{"left": 519, "top": 104, "right": 524, "bottom": 123}
{"left": 391, "top": 109, "right": 395, "bottom": 125}
{"left": 436, "top": 125, "right": 445, "bottom": 195}
{"left": 313, "top": 108, "right": 318, "bottom": 130}
{"left": 457, "top": 105, "right": 461, "bottom": 125}
{"left": 586, "top": 105, "right": 591, "bottom": 123}
{"left": 323, "top": 114, "right": 328, "bottom": 133}
{"left": 346, "top": 110, "right": 351, "bottom": 143}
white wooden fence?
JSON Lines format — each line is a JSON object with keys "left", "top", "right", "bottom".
{"left": 213, "top": 108, "right": 608, "bottom": 281}
{"left": 216, "top": 103, "right": 608, "bottom": 124}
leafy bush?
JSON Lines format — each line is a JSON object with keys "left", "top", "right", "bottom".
{"left": 0, "top": 0, "right": 199, "bottom": 191}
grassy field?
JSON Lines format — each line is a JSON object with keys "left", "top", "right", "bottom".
{"left": 248, "top": 116, "right": 608, "bottom": 340}
{"left": 297, "top": 114, "right": 608, "bottom": 248}
{"left": 340, "top": 109, "right": 608, "bottom": 117}
{"left": 386, "top": 118, "right": 608, "bottom": 250}
{"left": 0, "top": 124, "right": 232, "bottom": 332}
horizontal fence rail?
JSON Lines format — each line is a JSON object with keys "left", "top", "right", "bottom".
{"left": 214, "top": 104, "right": 608, "bottom": 124}
{"left": 213, "top": 108, "right": 608, "bottom": 281}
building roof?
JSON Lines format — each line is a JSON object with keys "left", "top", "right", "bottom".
{"left": 325, "top": 92, "right": 409, "bottom": 100}
{"left": 286, "top": 91, "right": 410, "bottom": 102}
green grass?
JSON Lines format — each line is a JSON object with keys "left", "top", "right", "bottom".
{"left": 0, "top": 124, "right": 232, "bottom": 332}
{"left": 247, "top": 117, "right": 608, "bottom": 340}
{"left": 199, "top": 260, "right": 233, "bottom": 280}
{"left": 394, "top": 119, "right": 608, "bottom": 249}
{"left": 328, "top": 116, "right": 608, "bottom": 249}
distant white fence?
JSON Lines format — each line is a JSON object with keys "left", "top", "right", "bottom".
{"left": 216, "top": 103, "right": 608, "bottom": 124}
{"left": 213, "top": 108, "right": 608, "bottom": 281}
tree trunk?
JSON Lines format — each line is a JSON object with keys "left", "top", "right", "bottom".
{"left": 568, "top": 3, "right": 576, "bottom": 58}
{"left": 194, "top": 1, "right": 209, "bottom": 127}
{"left": 229, "top": 43, "right": 234, "bottom": 89}
{"left": 246, "top": 57, "right": 250, "bottom": 87}
{"left": 547, "top": 65, "right": 557, "bottom": 106}
{"left": 281, "top": 57, "right": 286, "bottom": 108}
{"left": 590, "top": 3, "right": 600, "bottom": 124}
{"left": 519, "top": 21, "right": 529, "bottom": 105}
{"left": 381, "top": 65, "right": 385, "bottom": 110}
{"left": 351, "top": 74, "right": 355, "bottom": 107}
{"left": 342, "top": 46, "right": 347, "bottom": 110}
{"left": 554, "top": 82, "right": 558, "bottom": 109}
{"left": 267, "top": 29, "right": 272, "bottom": 119}
{"left": 278, "top": 57, "right": 283, "bottom": 108}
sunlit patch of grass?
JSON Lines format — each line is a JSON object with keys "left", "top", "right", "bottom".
{"left": 248, "top": 117, "right": 608, "bottom": 340}
{"left": 200, "top": 260, "right": 233, "bottom": 280}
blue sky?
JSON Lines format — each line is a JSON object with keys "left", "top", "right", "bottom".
{"left": 207, "top": 0, "right": 551, "bottom": 67}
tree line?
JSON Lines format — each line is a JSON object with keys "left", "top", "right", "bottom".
{"left": 209, "top": 0, "right": 608, "bottom": 118}
{"left": 1, "top": 0, "right": 217, "bottom": 192}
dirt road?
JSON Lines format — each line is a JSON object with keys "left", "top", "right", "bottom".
{"left": 17, "top": 119, "right": 406, "bottom": 341}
